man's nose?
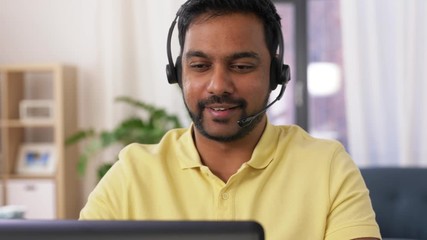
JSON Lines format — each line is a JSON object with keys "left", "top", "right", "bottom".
{"left": 207, "top": 65, "right": 235, "bottom": 95}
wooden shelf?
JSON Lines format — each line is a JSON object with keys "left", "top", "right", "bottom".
{"left": 0, "top": 119, "right": 55, "bottom": 128}
{"left": 7, "top": 174, "right": 56, "bottom": 180}
{"left": 0, "top": 63, "right": 66, "bottom": 72}
{"left": 0, "top": 64, "right": 80, "bottom": 219}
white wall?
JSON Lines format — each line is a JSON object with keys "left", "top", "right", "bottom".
{"left": 0, "top": 0, "right": 98, "bottom": 126}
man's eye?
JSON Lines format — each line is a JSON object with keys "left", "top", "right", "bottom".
{"left": 189, "top": 63, "right": 210, "bottom": 71}
{"left": 231, "top": 64, "right": 255, "bottom": 72}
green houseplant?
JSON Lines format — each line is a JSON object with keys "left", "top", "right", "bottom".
{"left": 66, "top": 96, "right": 182, "bottom": 179}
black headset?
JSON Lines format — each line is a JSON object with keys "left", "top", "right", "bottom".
{"left": 165, "top": 2, "right": 291, "bottom": 91}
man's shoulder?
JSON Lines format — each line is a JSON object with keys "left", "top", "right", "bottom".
{"left": 265, "top": 124, "right": 347, "bottom": 165}
{"left": 271, "top": 124, "right": 342, "bottom": 147}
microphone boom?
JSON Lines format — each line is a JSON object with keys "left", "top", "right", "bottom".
{"left": 237, "top": 83, "right": 286, "bottom": 128}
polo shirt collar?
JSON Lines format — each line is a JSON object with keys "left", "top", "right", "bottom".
{"left": 177, "top": 125, "right": 203, "bottom": 169}
{"left": 245, "top": 121, "right": 277, "bottom": 169}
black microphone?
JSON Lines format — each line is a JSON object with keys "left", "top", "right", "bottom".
{"left": 237, "top": 83, "right": 286, "bottom": 128}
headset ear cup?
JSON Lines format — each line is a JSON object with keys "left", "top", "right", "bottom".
{"left": 270, "top": 58, "right": 280, "bottom": 90}
{"left": 165, "top": 56, "right": 182, "bottom": 84}
{"left": 166, "top": 63, "right": 176, "bottom": 84}
{"left": 270, "top": 59, "right": 291, "bottom": 90}
{"left": 175, "top": 56, "right": 182, "bottom": 85}
{"left": 281, "top": 64, "right": 291, "bottom": 85}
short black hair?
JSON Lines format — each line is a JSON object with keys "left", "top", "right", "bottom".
{"left": 176, "top": 0, "right": 282, "bottom": 58}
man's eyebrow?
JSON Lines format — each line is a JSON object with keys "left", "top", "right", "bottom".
{"left": 226, "top": 51, "right": 260, "bottom": 61}
{"left": 185, "top": 50, "right": 209, "bottom": 59}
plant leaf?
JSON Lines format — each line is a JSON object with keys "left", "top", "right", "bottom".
{"left": 67, "top": 96, "right": 183, "bottom": 178}
{"left": 77, "top": 155, "right": 88, "bottom": 176}
{"left": 65, "top": 129, "right": 95, "bottom": 145}
{"left": 97, "top": 163, "right": 113, "bottom": 180}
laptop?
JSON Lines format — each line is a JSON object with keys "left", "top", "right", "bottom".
{"left": 0, "top": 220, "right": 264, "bottom": 240}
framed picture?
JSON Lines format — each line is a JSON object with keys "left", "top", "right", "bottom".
{"left": 19, "top": 100, "right": 54, "bottom": 122}
{"left": 16, "top": 143, "right": 56, "bottom": 175}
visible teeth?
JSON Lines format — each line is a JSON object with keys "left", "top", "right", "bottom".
{"left": 212, "top": 107, "right": 226, "bottom": 111}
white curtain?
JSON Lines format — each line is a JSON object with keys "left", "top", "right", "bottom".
{"left": 341, "top": 0, "right": 427, "bottom": 166}
{"left": 94, "top": 0, "right": 188, "bottom": 130}
{"left": 81, "top": 0, "right": 188, "bottom": 198}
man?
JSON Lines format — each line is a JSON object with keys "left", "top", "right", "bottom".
{"left": 80, "top": 0, "right": 381, "bottom": 239}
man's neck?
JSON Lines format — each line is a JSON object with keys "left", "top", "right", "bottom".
{"left": 193, "top": 118, "right": 267, "bottom": 182}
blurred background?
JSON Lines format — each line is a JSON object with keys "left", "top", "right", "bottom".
{"left": 0, "top": 0, "right": 426, "bottom": 218}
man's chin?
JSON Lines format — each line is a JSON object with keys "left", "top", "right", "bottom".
{"left": 196, "top": 123, "right": 252, "bottom": 142}
{"left": 201, "top": 132, "right": 240, "bottom": 142}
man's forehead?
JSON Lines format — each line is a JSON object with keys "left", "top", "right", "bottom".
{"left": 189, "top": 11, "right": 260, "bottom": 26}
{"left": 185, "top": 50, "right": 261, "bottom": 61}
{"left": 181, "top": 12, "right": 269, "bottom": 59}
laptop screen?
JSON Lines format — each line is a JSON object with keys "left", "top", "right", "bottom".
{"left": 0, "top": 220, "right": 264, "bottom": 240}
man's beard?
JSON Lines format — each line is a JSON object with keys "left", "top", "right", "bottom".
{"left": 184, "top": 94, "right": 269, "bottom": 142}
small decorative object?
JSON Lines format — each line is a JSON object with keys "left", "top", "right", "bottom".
{"left": 16, "top": 143, "right": 56, "bottom": 175}
{"left": 0, "top": 205, "right": 26, "bottom": 219}
{"left": 19, "top": 100, "right": 54, "bottom": 121}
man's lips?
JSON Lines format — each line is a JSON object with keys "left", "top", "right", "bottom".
{"left": 205, "top": 104, "right": 241, "bottom": 118}
{"left": 207, "top": 105, "right": 240, "bottom": 111}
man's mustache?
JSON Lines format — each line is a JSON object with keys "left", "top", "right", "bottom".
{"left": 197, "top": 95, "right": 247, "bottom": 109}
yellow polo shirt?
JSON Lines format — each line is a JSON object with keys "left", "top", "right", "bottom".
{"left": 80, "top": 123, "right": 381, "bottom": 240}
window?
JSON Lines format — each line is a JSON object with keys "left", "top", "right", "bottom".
{"left": 272, "top": 0, "right": 347, "bottom": 148}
